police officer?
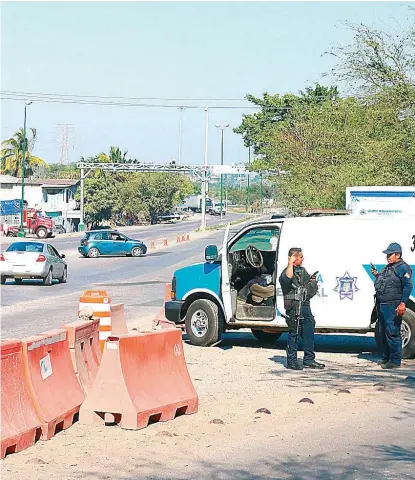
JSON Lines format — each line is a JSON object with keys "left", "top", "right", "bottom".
{"left": 371, "top": 242, "right": 412, "bottom": 369}
{"left": 279, "top": 247, "right": 325, "bottom": 370}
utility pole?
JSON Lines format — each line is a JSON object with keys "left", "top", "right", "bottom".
{"left": 57, "top": 124, "right": 75, "bottom": 165}
{"left": 260, "top": 172, "right": 263, "bottom": 215}
{"left": 215, "top": 123, "right": 229, "bottom": 223}
{"left": 18, "top": 101, "right": 32, "bottom": 238}
{"left": 177, "top": 107, "right": 184, "bottom": 165}
{"left": 247, "top": 143, "right": 251, "bottom": 213}
{"left": 200, "top": 107, "right": 209, "bottom": 231}
{"left": 79, "top": 167, "right": 85, "bottom": 232}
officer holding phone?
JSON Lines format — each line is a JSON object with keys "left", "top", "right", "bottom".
{"left": 371, "top": 242, "right": 413, "bottom": 369}
{"left": 279, "top": 247, "right": 325, "bottom": 370}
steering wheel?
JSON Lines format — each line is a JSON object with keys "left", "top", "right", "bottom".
{"left": 245, "top": 245, "right": 264, "bottom": 268}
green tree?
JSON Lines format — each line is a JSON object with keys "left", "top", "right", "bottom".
{"left": 1, "top": 128, "right": 47, "bottom": 177}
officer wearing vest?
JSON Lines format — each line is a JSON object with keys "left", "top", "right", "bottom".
{"left": 371, "top": 242, "right": 413, "bottom": 369}
{"left": 279, "top": 247, "right": 325, "bottom": 370}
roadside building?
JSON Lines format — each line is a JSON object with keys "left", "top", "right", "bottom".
{"left": 0, "top": 175, "right": 80, "bottom": 232}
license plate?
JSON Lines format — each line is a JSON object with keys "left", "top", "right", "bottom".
{"left": 12, "top": 265, "right": 26, "bottom": 271}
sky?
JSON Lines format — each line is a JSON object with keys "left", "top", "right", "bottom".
{"left": 1, "top": 1, "right": 412, "bottom": 168}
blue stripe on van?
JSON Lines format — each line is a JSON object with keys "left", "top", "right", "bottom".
{"left": 351, "top": 191, "right": 415, "bottom": 198}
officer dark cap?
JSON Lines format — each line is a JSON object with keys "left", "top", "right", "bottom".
{"left": 382, "top": 242, "right": 402, "bottom": 255}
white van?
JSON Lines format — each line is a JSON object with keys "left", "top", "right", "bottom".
{"left": 166, "top": 215, "right": 415, "bottom": 358}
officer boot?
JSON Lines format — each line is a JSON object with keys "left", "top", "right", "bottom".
{"left": 287, "top": 361, "right": 303, "bottom": 370}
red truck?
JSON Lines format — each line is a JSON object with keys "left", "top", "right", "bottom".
{"left": 4, "top": 208, "right": 54, "bottom": 239}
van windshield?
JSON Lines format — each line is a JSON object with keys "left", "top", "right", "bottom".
{"left": 230, "top": 228, "right": 280, "bottom": 253}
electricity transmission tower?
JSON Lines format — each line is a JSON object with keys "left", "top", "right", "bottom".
{"left": 57, "top": 124, "right": 75, "bottom": 165}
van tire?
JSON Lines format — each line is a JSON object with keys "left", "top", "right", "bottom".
{"left": 185, "top": 299, "right": 223, "bottom": 347}
{"left": 401, "top": 309, "right": 415, "bottom": 359}
{"left": 251, "top": 329, "right": 282, "bottom": 344}
{"left": 374, "top": 308, "right": 415, "bottom": 359}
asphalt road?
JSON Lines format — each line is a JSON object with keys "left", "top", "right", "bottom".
{"left": 0, "top": 214, "right": 248, "bottom": 339}
{"left": 0, "top": 211, "right": 244, "bottom": 253}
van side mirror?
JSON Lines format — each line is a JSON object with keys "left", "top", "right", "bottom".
{"left": 60, "top": 254, "right": 66, "bottom": 259}
{"left": 205, "top": 245, "right": 218, "bottom": 262}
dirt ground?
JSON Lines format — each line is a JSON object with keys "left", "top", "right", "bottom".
{"left": 2, "top": 329, "right": 415, "bottom": 480}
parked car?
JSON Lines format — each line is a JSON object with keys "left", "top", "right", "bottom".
{"left": 78, "top": 230, "right": 147, "bottom": 258}
{"left": 0, "top": 241, "right": 67, "bottom": 286}
{"left": 53, "top": 224, "right": 67, "bottom": 234}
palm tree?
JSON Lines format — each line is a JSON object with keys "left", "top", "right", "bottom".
{"left": 1, "top": 128, "right": 48, "bottom": 177}
{"left": 96, "top": 146, "right": 128, "bottom": 164}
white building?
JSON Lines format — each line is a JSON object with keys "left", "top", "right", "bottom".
{"left": 0, "top": 175, "right": 81, "bottom": 232}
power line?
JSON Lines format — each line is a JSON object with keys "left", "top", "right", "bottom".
{"left": 0, "top": 90, "right": 343, "bottom": 110}
{"left": 1, "top": 90, "right": 253, "bottom": 102}
{"left": 1, "top": 94, "right": 259, "bottom": 109}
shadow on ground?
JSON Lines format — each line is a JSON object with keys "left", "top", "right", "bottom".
{"left": 74, "top": 444, "right": 415, "bottom": 479}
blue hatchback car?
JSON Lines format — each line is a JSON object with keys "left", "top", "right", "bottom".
{"left": 78, "top": 230, "right": 147, "bottom": 258}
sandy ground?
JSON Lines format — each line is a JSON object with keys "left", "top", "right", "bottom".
{"left": 2, "top": 327, "right": 414, "bottom": 480}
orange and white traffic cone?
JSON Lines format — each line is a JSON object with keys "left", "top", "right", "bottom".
{"left": 181, "top": 233, "right": 185, "bottom": 242}
{"left": 177, "top": 235, "right": 181, "bottom": 243}
{"left": 186, "top": 233, "right": 190, "bottom": 241}
{"left": 163, "top": 237, "right": 168, "bottom": 247}
{"left": 150, "top": 240, "right": 156, "bottom": 249}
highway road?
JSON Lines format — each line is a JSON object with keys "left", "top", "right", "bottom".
{"left": 0, "top": 212, "right": 248, "bottom": 339}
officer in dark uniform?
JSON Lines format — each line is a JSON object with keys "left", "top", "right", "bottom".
{"left": 371, "top": 242, "right": 413, "bottom": 369}
{"left": 279, "top": 247, "right": 325, "bottom": 370}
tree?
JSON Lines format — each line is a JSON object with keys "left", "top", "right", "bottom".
{"left": 326, "top": 18, "right": 415, "bottom": 92}
{"left": 75, "top": 147, "right": 195, "bottom": 226}
{"left": 234, "top": 17, "right": 415, "bottom": 214}
{"left": 1, "top": 128, "right": 47, "bottom": 177}
{"left": 233, "top": 84, "right": 339, "bottom": 157}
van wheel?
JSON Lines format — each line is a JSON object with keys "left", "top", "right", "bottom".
{"left": 401, "top": 309, "right": 415, "bottom": 359}
{"left": 251, "top": 329, "right": 282, "bottom": 344}
{"left": 374, "top": 308, "right": 415, "bottom": 359}
{"left": 185, "top": 299, "right": 223, "bottom": 347}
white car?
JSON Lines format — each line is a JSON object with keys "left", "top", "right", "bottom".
{"left": 0, "top": 241, "right": 67, "bottom": 286}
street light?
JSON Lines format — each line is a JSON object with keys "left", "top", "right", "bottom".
{"left": 215, "top": 122, "right": 229, "bottom": 223}
{"left": 18, "top": 101, "right": 33, "bottom": 238}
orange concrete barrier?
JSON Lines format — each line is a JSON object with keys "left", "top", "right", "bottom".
{"left": 152, "top": 283, "right": 177, "bottom": 329}
{"left": 22, "top": 329, "right": 85, "bottom": 440}
{"left": 1, "top": 339, "right": 42, "bottom": 459}
{"left": 79, "top": 290, "right": 111, "bottom": 352}
{"left": 62, "top": 319, "right": 102, "bottom": 394}
{"left": 110, "top": 303, "right": 129, "bottom": 335}
{"left": 163, "top": 237, "right": 168, "bottom": 247}
{"left": 80, "top": 329, "right": 198, "bottom": 430}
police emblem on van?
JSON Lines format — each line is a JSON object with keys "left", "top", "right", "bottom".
{"left": 334, "top": 272, "right": 359, "bottom": 300}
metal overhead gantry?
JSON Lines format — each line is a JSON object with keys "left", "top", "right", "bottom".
{"left": 76, "top": 160, "right": 282, "bottom": 231}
